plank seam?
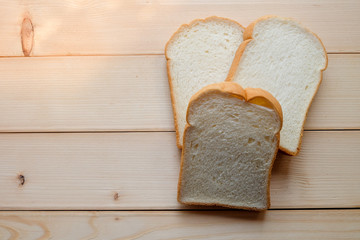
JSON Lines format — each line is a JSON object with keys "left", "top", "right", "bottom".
{"left": 0, "top": 129, "right": 359, "bottom": 134}
{"left": 0, "top": 52, "right": 357, "bottom": 58}
{"left": 0, "top": 208, "right": 359, "bottom": 212}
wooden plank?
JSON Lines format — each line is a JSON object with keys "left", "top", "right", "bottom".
{"left": 0, "top": 54, "right": 358, "bottom": 132}
{"left": 0, "top": 0, "right": 359, "bottom": 56}
{"left": 0, "top": 55, "right": 173, "bottom": 132}
{"left": 305, "top": 54, "right": 360, "bottom": 129}
{"left": 0, "top": 210, "right": 359, "bottom": 239}
{"left": 0, "top": 131, "right": 359, "bottom": 210}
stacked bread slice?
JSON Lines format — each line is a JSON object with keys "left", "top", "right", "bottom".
{"left": 227, "top": 16, "right": 328, "bottom": 155}
{"left": 165, "top": 17, "right": 244, "bottom": 148}
{"left": 166, "top": 16, "right": 327, "bottom": 210}
{"left": 179, "top": 82, "right": 282, "bottom": 210}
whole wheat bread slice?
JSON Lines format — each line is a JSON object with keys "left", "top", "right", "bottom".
{"left": 166, "top": 17, "right": 244, "bottom": 148}
{"left": 178, "top": 82, "right": 283, "bottom": 210}
{"left": 226, "top": 16, "right": 328, "bottom": 155}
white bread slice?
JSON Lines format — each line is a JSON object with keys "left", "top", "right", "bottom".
{"left": 166, "top": 17, "right": 244, "bottom": 148}
{"left": 178, "top": 82, "right": 283, "bottom": 210}
{"left": 226, "top": 16, "right": 327, "bottom": 155}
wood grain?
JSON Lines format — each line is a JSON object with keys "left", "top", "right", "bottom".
{"left": 0, "top": 1, "right": 358, "bottom": 237}
{"left": 0, "top": 0, "right": 359, "bottom": 56}
{"left": 0, "top": 210, "right": 359, "bottom": 240}
{"left": 0, "top": 131, "right": 359, "bottom": 210}
{"left": 0, "top": 54, "right": 358, "bottom": 132}
{"left": 0, "top": 55, "right": 173, "bottom": 132}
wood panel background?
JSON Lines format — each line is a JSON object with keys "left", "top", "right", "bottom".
{"left": 0, "top": 54, "right": 359, "bottom": 132}
{"left": 0, "top": 210, "right": 359, "bottom": 240}
{"left": 0, "top": 0, "right": 359, "bottom": 56}
{"left": 0, "top": 131, "right": 359, "bottom": 210}
{"left": 0, "top": 0, "right": 359, "bottom": 238}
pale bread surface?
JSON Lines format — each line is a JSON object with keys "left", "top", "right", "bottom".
{"left": 227, "top": 16, "right": 327, "bottom": 155}
{"left": 166, "top": 17, "right": 244, "bottom": 148}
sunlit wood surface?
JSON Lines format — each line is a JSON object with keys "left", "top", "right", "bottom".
{"left": 0, "top": 0, "right": 359, "bottom": 239}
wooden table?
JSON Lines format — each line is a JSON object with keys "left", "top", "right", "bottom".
{"left": 0, "top": 1, "right": 359, "bottom": 239}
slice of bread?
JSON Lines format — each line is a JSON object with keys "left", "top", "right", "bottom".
{"left": 166, "top": 16, "right": 244, "bottom": 148}
{"left": 226, "top": 16, "right": 328, "bottom": 155}
{"left": 178, "top": 82, "right": 283, "bottom": 210}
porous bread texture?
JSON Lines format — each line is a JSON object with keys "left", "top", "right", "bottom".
{"left": 178, "top": 82, "right": 282, "bottom": 210}
{"left": 227, "top": 16, "right": 328, "bottom": 155}
{"left": 166, "top": 16, "right": 244, "bottom": 148}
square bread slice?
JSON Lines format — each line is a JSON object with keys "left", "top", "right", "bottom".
{"left": 178, "top": 82, "right": 283, "bottom": 210}
{"left": 226, "top": 16, "right": 328, "bottom": 155}
{"left": 166, "top": 16, "right": 244, "bottom": 148}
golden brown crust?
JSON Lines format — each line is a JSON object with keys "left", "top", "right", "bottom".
{"left": 166, "top": 60, "right": 182, "bottom": 149}
{"left": 177, "top": 124, "right": 189, "bottom": 200}
{"left": 177, "top": 199, "right": 268, "bottom": 211}
{"left": 178, "top": 82, "right": 282, "bottom": 210}
{"left": 226, "top": 39, "right": 251, "bottom": 83}
{"left": 289, "top": 27, "right": 328, "bottom": 156}
{"left": 165, "top": 16, "right": 245, "bottom": 149}
{"left": 246, "top": 88, "right": 283, "bottom": 129}
{"left": 226, "top": 15, "right": 328, "bottom": 155}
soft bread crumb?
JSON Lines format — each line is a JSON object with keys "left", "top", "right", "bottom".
{"left": 228, "top": 16, "right": 327, "bottom": 155}
{"left": 166, "top": 17, "right": 244, "bottom": 148}
{"left": 178, "top": 82, "right": 282, "bottom": 210}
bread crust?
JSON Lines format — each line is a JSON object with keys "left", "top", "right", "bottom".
{"left": 178, "top": 82, "right": 283, "bottom": 210}
{"left": 245, "top": 88, "right": 283, "bottom": 128}
{"left": 225, "top": 15, "right": 328, "bottom": 156}
{"left": 165, "top": 16, "right": 245, "bottom": 149}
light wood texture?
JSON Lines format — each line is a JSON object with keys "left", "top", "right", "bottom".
{"left": 0, "top": 0, "right": 359, "bottom": 56}
{"left": 0, "top": 54, "right": 358, "bottom": 132}
{"left": 0, "top": 1, "right": 359, "bottom": 238}
{"left": 305, "top": 54, "right": 360, "bottom": 129}
{"left": 0, "top": 131, "right": 359, "bottom": 210}
{"left": 0, "top": 210, "right": 359, "bottom": 240}
{"left": 0, "top": 55, "right": 173, "bottom": 132}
